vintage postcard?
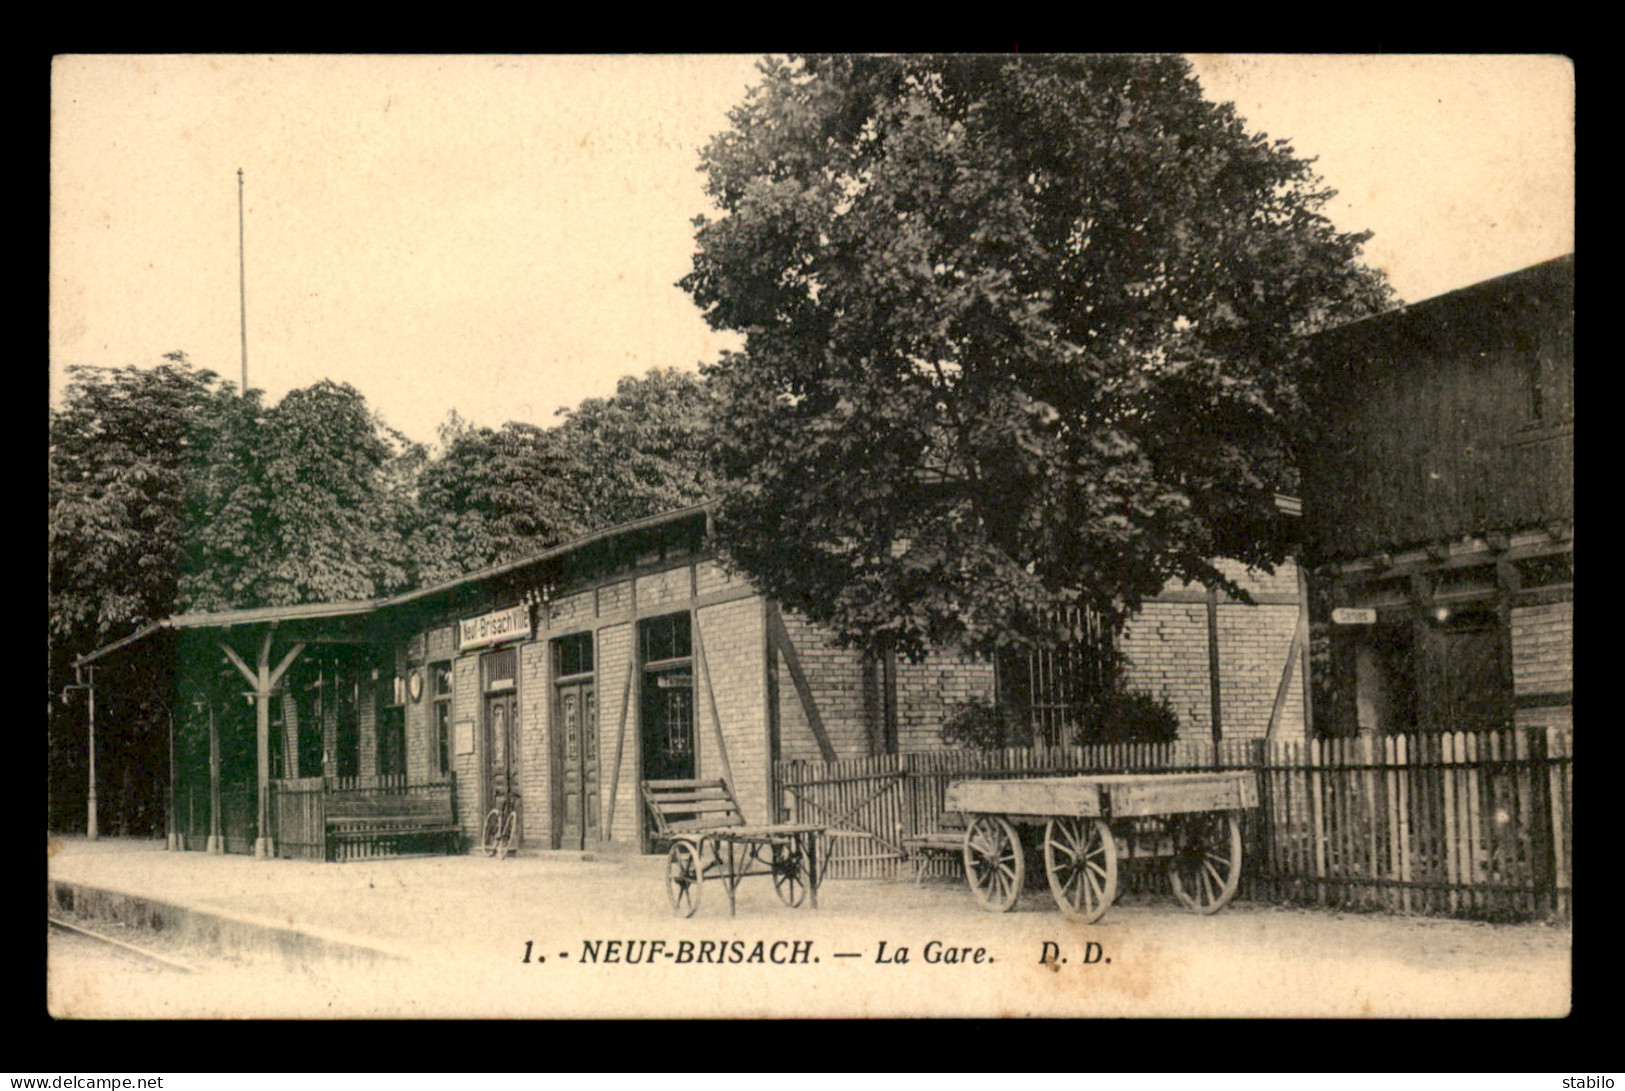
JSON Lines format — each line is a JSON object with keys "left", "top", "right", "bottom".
{"left": 48, "top": 54, "right": 1573, "bottom": 1020}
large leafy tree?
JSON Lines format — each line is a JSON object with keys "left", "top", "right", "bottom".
{"left": 410, "top": 414, "right": 579, "bottom": 585}
{"left": 683, "top": 54, "right": 1393, "bottom": 659}
{"left": 50, "top": 362, "right": 423, "bottom": 830}
{"left": 50, "top": 356, "right": 236, "bottom": 833}
{"left": 182, "top": 379, "right": 420, "bottom": 608}
{"left": 551, "top": 368, "right": 719, "bottom": 531}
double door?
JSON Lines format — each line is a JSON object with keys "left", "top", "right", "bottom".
{"left": 484, "top": 690, "right": 520, "bottom": 818}
{"left": 553, "top": 680, "right": 600, "bottom": 849}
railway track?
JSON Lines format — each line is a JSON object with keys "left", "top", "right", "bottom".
{"left": 47, "top": 916, "right": 196, "bottom": 973}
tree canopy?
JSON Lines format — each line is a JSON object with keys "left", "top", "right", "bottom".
{"left": 683, "top": 53, "right": 1394, "bottom": 659}
{"left": 551, "top": 368, "right": 719, "bottom": 531}
{"left": 410, "top": 414, "right": 579, "bottom": 586}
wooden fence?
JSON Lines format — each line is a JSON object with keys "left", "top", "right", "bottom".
{"left": 773, "top": 727, "right": 1572, "bottom": 922}
{"left": 270, "top": 775, "right": 459, "bottom": 862}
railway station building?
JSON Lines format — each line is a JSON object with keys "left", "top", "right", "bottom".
{"left": 75, "top": 498, "right": 1310, "bottom": 861}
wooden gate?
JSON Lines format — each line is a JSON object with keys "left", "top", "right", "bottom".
{"left": 777, "top": 757, "right": 910, "bottom": 879}
{"left": 272, "top": 777, "right": 327, "bottom": 860}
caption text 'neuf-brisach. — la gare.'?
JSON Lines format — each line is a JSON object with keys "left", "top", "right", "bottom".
{"left": 521, "top": 938, "right": 1110, "bottom": 966}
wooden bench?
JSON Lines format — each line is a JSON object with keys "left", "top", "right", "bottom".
{"left": 901, "top": 810, "right": 969, "bottom": 883}
{"left": 326, "top": 790, "right": 459, "bottom": 862}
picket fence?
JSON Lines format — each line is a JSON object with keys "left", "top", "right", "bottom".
{"left": 773, "top": 727, "right": 1572, "bottom": 922}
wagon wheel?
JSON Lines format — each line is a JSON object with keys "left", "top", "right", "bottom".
{"left": 963, "top": 815, "right": 1025, "bottom": 913}
{"left": 666, "top": 840, "right": 703, "bottom": 917}
{"left": 481, "top": 809, "right": 503, "bottom": 857}
{"left": 771, "top": 838, "right": 809, "bottom": 907}
{"left": 1168, "top": 811, "right": 1243, "bottom": 914}
{"left": 1043, "top": 817, "right": 1118, "bottom": 923}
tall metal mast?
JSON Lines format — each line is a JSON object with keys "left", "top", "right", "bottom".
{"left": 238, "top": 167, "right": 248, "bottom": 394}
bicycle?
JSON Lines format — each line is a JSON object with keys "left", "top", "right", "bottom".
{"left": 482, "top": 789, "right": 521, "bottom": 860}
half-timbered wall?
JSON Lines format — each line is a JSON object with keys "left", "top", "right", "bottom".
{"left": 1119, "top": 558, "right": 1307, "bottom": 742}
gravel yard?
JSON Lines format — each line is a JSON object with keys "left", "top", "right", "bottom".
{"left": 47, "top": 837, "right": 1570, "bottom": 1019}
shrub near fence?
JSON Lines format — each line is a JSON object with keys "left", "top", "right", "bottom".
{"left": 772, "top": 726, "right": 1572, "bottom": 922}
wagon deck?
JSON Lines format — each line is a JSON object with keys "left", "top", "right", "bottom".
{"left": 945, "top": 770, "right": 1258, "bottom": 820}
{"left": 943, "top": 771, "right": 1259, "bottom": 923}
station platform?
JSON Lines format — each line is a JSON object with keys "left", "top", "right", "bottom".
{"left": 47, "top": 834, "right": 672, "bottom": 969}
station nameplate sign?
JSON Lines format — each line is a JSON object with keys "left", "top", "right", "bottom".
{"left": 459, "top": 603, "right": 532, "bottom": 650}
{"left": 1331, "top": 607, "right": 1378, "bottom": 625}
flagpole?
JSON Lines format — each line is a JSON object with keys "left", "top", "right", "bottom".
{"left": 238, "top": 167, "right": 248, "bottom": 394}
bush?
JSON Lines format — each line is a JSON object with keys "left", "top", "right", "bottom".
{"left": 940, "top": 690, "right": 1180, "bottom": 749}
{"left": 1077, "top": 691, "right": 1180, "bottom": 744}
{"left": 940, "top": 700, "right": 1032, "bottom": 750}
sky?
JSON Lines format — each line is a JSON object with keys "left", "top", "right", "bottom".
{"left": 50, "top": 54, "right": 1574, "bottom": 447}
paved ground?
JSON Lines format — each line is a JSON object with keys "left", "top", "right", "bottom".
{"left": 47, "top": 836, "right": 1571, "bottom": 1019}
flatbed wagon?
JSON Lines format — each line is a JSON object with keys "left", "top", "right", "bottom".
{"left": 943, "top": 771, "right": 1259, "bottom": 922}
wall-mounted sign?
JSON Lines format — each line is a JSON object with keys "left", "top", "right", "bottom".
{"left": 459, "top": 603, "right": 532, "bottom": 651}
{"left": 1331, "top": 607, "right": 1378, "bottom": 625}
{"left": 455, "top": 718, "right": 476, "bottom": 756}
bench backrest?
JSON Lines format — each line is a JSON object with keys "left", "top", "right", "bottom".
{"left": 642, "top": 778, "right": 745, "bottom": 838}
{"left": 327, "top": 792, "right": 454, "bottom": 824}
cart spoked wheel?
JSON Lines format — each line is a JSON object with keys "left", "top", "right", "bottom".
{"left": 481, "top": 809, "right": 503, "bottom": 857}
{"left": 666, "top": 840, "right": 703, "bottom": 917}
{"left": 1043, "top": 816, "right": 1118, "bottom": 923}
{"left": 771, "top": 839, "right": 809, "bottom": 907}
{"left": 1168, "top": 811, "right": 1243, "bottom": 914}
{"left": 963, "top": 815, "right": 1025, "bottom": 913}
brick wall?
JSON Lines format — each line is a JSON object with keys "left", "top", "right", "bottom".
{"left": 775, "top": 610, "right": 870, "bottom": 760}
{"left": 549, "top": 591, "right": 594, "bottom": 630}
{"left": 772, "top": 609, "right": 995, "bottom": 757}
{"left": 1120, "top": 602, "right": 1214, "bottom": 734}
{"left": 451, "top": 652, "right": 482, "bottom": 844}
{"left": 893, "top": 657, "right": 996, "bottom": 752}
{"left": 636, "top": 567, "right": 691, "bottom": 611}
{"left": 1216, "top": 603, "right": 1303, "bottom": 740}
{"left": 695, "top": 559, "right": 743, "bottom": 597}
{"left": 1118, "top": 560, "right": 1306, "bottom": 742}
{"left": 597, "top": 621, "right": 638, "bottom": 845}
{"left": 1511, "top": 599, "right": 1573, "bottom": 730}
{"left": 518, "top": 638, "right": 549, "bottom": 848}
{"left": 598, "top": 580, "right": 631, "bottom": 616}
{"left": 696, "top": 598, "right": 770, "bottom": 825}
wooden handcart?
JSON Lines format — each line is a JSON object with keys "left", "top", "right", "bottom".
{"left": 943, "top": 771, "right": 1259, "bottom": 923}
{"left": 643, "top": 778, "right": 827, "bottom": 918}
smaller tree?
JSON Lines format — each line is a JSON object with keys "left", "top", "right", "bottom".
{"left": 410, "top": 415, "right": 579, "bottom": 584}
{"left": 551, "top": 368, "right": 719, "bottom": 532}
{"left": 183, "top": 379, "right": 417, "bottom": 608}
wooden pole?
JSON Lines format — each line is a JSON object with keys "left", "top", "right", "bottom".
{"left": 255, "top": 631, "right": 273, "bottom": 858}
{"left": 208, "top": 698, "right": 222, "bottom": 854}
{"left": 166, "top": 704, "right": 178, "bottom": 850}
{"left": 85, "top": 666, "right": 98, "bottom": 841}
{"left": 1206, "top": 587, "right": 1223, "bottom": 759}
